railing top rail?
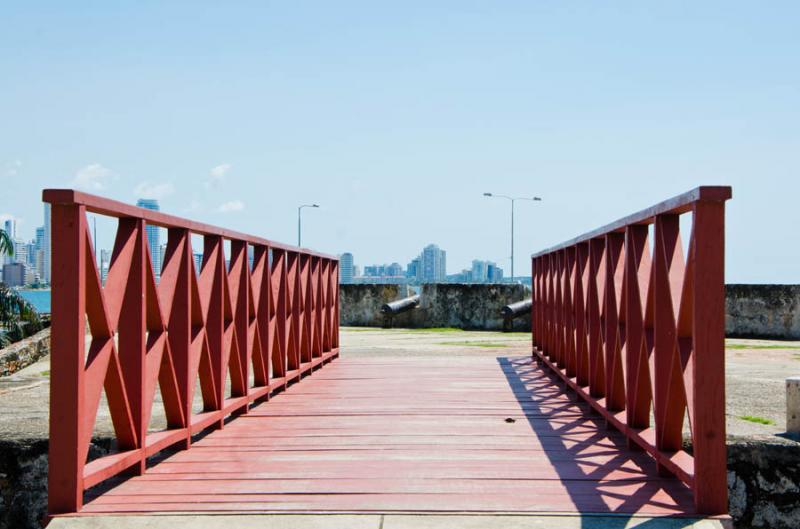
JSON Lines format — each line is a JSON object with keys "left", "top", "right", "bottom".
{"left": 43, "top": 188, "right": 338, "bottom": 260}
{"left": 531, "top": 185, "right": 732, "bottom": 258}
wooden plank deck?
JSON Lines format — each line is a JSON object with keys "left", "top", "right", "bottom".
{"left": 76, "top": 355, "right": 699, "bottom": 517}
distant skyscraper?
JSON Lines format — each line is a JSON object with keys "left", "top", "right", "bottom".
{"left": 43, "top": 203, "right": 51, "bottom": 284}
{"left": 35, "top": 226, "right": 44, "bottom": 252}
{"left": 136, "top": 199, "right": 161, "bottom": 280}
{"left": 340, "top": 252, "right": 354, "bottom": 284}
{"left": 4, "top": 219, "right": 15, "bottom": 239}
{"left": 193, "top": 252, "right": 204, "bottom": 275}
{"left": 487, "top": 262, "right": 503, "bottom": 282}
{"left": 407, "top": 257, "right": 421, "bottom": 280}
{"left": 2, "top": 219, "right": 15, "bottom": 265}
{"left": 421, "top": 244, "right": 446, "bottom": 283}
{"left": 100, "top": 249, "right": 111, "bottom": 286}
{"left": 2, "top": 263, "right": 25, "bottom": 287}
{"left": 471, "top": 260, "right": 489, "bottom": 282}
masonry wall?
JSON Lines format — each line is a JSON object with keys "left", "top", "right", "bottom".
{"left": 339, "top": 284, "right": 416, "bottom": 327}
{"left": 726, "top": 285, "right": 800, "bottom": 340}
{"left": 340, "top": 283, "right": 531, "bottom": 331}
{"left": 341, "top": 283, "right": 800, "bottom": 339}
{"left": 0, "top": 327, "right": 50, "bottom": 377}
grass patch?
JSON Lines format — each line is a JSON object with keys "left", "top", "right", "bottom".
{"left": 40, "top": 370, "right": 50, "bottom": 376}
{"left": 726, "top": 343, "right": 800, "bottom": 350}
{"left": 405, "top": 327, "right": 465, "bottom": 333}
{"left": 439, "top": 341, "right": 509, "bottom": 348}
{"left": 739, "top": 415, "right": 775, "bottom": 425}
{"left": 793, "top": 354, "right": 800, "bottom": 361}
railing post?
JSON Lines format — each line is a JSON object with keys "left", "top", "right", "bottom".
{"left": 117, "top": 218, "right": 146, "bottom": 472}
{"left": 624, "top": 224, "right": 651, "bottom": 429}
{"left": 690, "top": 199, "right": 728, "bottom": 514}
{"left": 202, "top": 235, "right": 225, "bottom": 427}
{"left": 48, "top": 203, "right": 86, "bottom": 514}
{"left": 574, "top": 243, "right": 589, "bottom": 387}
{"left": 653, "top": 214, "right": 684, "bottom": 456}
{"left": 271, "top": 249, "right": 287, "bottom": 379}
{"left": 231, "top": 240, "right": 250, "bottom": 402}
{"left": 332, "top": 261, "right": 340, "bottom": 349}
{"left": 604, "top": 232, "right": 625, "bottom": 412}
{"left": 587, "top": 238, "right": 605, "bottom": 398}
{"left": 286, "top": 252, "right": 299, "bottom": 372}
{"left": 166, "top": 228, "right": 192, "bottom": 448}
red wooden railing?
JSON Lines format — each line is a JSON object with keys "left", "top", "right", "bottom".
{"left": 44, "top": 189, "right": 340, "bottom": 514}
{"left": 531, "top": 186, "right": 731, "bottom": 515}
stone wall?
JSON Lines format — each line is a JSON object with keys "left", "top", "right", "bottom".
{"left": 0, "top": 328, "right": 50, "bottom": 377}
{"left": 342, "top": 283, "right": 800, "bottom": 339}
{"left": 726, "top": 436, "right": 800, "bottom": 528}
{"left": 339, "top": 283, "right": 531, "bottom": 331}
{"left": 0, "top": 437, "right": 114, "bottom": 529}
{"left": 726, "top": 285, "right": 800, "bottom": 340}
{"left": 339, "top": 284, "right": 415, "bottom": 327}
{"left": 413, "top": 283, "right": 530, "bottom": 331}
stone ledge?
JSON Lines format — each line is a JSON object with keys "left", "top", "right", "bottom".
{"left": 0, "top": 328, "right": 50, "bottom": 377}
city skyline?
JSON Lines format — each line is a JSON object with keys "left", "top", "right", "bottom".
{"left": 339, "top": 245, "right": 510, "bottom": 285}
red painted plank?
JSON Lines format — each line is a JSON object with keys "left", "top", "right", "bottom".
{"left": 75, "top": 355, "right": 699, "bottom": 518}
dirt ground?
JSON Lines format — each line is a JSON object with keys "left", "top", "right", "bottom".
{"left": 0, "top": 328, "right": 797, "bottom": 441}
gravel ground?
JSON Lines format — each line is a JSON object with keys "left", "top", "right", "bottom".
{"left": 0, "top": 328, "right": 796, "bottom": 441}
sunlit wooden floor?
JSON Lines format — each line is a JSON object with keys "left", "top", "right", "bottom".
{"left": 77, "top": 355, "right": 698, "bottom": 516}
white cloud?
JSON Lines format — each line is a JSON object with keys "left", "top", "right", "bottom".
{"left": 4, "top": 160, "right": 22, "bottom": 177}
{"left": 72, "top": 163, "right": 113, "bottom": 191}
{"left": 134, "top": 181, "right": 175, "bottom": 200}
{"left": 216, "top": 200, "right": 245, "bottom": 213}
{"left": 205, "top": 163, "right": 232, "bottom": 189}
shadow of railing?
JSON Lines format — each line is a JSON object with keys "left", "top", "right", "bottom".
{"left": 497, "top": 356, "right": 702, "bottom": 528}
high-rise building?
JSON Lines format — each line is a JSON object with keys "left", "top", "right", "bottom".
{"left": 2, "top": 263, "right": 25, "bottom": 287}
{"left": 471, "top": 260, "right": 489, "bottom": 282}
{"left": 10, "top": 238, "right": 27, "bottom": 266}
{"left": 35, "top": 226, "right": 44, "bottom": 252}
{"left": 487, "top": 262, "right": 503, "bottom": 282}
{"left": 386, "top": 262, "right": 403, "bottom": 277}
{"left": 100, "top": 249, "right": 111, "bottom": 286}
{"left": 193, "top": 252, "right": 204, "bottom": 275}
{"left": 4, "top": 219, "right": 15, "bottom": 239}
{"left": 421, "top": 244, "right": 446, "bottom": 283}
{"left": 43, "top": 204, "right": 51, "bottom": 284}
{"left": 136, "top": 199, "right": 161, "bottom": 281}
{"left": 339, "top": 253, "right": 354, "bottom": 284}
{"left": 2, "top": 220, "right": 16, "bottom": 265}
{"left": 407, "top": 257, "right": 421, "bottom": 280}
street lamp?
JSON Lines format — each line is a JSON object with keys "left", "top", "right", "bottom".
{"left": 483, "top": 193, "right": 542, "bottom": 283}
{"left": 297, "top": 204, "right": 319, "bottom": 247}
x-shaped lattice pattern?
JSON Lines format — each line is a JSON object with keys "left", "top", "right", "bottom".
{"left": 531, "top": 187, "right": 730, "bottom": 515}
{"left": 46, "top": 190, "right": 339, "bottom": 514}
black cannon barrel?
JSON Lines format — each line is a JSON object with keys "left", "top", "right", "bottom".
{"left": 381, "top": 295, "right": 420, "bottom": 315}
{"left": 500, "top": 299, "right": 532, "bottom": 318}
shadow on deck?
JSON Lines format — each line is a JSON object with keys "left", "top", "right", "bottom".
{"left": 51, "top": 355, "right": 729, "bottom": 529}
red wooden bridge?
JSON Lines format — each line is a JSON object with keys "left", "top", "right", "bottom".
{"left": 44, "top": 187, "right": 732, "bottom": 528}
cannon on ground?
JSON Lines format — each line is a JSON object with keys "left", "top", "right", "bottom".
{"left": 380, "top": 295, "right": 420, "bottom": 328}
{"left": 500, "top": 298, "right": 532, "bottom": 332}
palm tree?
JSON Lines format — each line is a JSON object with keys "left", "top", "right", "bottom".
{"left": 0, "top": 227, "right": 12, "bottom": 258}
{"left": 0, "top": 283, "right": 42, "bottom": 347}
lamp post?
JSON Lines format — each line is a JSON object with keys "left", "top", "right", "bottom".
{"left": 297, "top": 204, "right": 319, "bottom": 247}
{"left": 483, "top": 193, "right": 542, "bottom": 282}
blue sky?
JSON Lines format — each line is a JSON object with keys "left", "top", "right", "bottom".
{"left": 1, "top": 1, "right": 798, "bottom": 281}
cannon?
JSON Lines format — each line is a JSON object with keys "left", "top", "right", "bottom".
{"left": 380, "top": 294, "right": 420, "bottom": 328}
{"left": 500, "top": 298, "right": 532, "bottom": 332}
